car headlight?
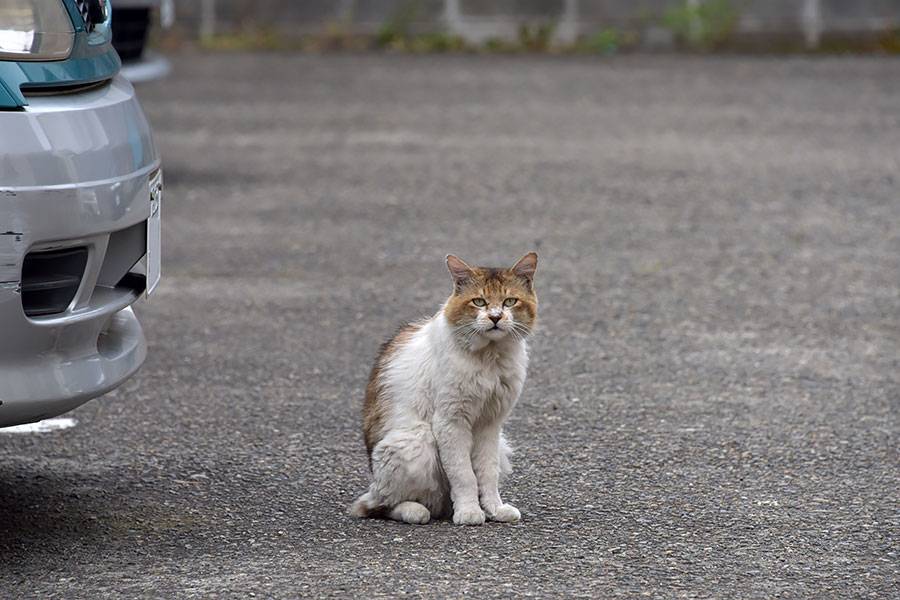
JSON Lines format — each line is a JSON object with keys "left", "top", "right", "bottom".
{"left": 0, "top": 0, "right": 75, "bottom": 61}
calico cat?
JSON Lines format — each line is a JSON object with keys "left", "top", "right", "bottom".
{"left": 350, "top": 252, "right": 538, "bottom": 525}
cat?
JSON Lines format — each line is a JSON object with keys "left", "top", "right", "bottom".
{"left": 349, "top": 252, "right": 538, "bottom": 525}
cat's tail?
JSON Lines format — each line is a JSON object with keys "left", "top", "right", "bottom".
{"left": 349, "top": 491, "right": 384, "bottom": 518}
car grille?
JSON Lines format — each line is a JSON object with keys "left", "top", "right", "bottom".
{"left": 75, "top": 0, "right": 94, "bottom": 32}
{"left": 21, "top": 247, "right": 89, "bottom": 317}
{"left": 75, "top": 0, "right": 107, "bottom": 34}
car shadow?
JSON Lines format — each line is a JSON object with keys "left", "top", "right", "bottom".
{"left": 0, "top": 462, "right": 153, "bottom": 572}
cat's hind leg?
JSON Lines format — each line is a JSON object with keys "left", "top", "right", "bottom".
{"left": 349, "top": 491, "right": 432, "bottom": 524}
{"left": 363, "top": 424, "right": 448, "bottom": 522}
{"left": 388, "top": 501, "right": 431, "bottom": 524}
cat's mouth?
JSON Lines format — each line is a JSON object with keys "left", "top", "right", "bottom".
{"left": 484, "top": 325, "right": 506, "bottom": 336}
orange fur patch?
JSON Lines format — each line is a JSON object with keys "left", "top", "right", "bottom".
{"left": 443, "top": 264, "right": 538, "bottom": 332}
{"left": 363, "top": 321, "right": 426, "bottom": 462}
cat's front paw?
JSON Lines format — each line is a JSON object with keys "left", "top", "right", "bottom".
{"left": 453, "top": 506, "right": 486, "bottom": 526}
{"left": 485, "top": 503, "right": 521, "bottom": 523}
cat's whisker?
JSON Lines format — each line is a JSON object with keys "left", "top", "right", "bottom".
{"left": 454, "top": 324, "right": 480, "bottom": 343}
{"left": 505, "top": 321, "right": 526, "bottom": 337}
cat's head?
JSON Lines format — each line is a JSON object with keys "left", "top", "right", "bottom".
{"left": 443, "top": 252, "right": 538, "bottom": 345}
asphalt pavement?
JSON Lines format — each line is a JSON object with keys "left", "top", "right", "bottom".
{"left": 1, "top": 52, "right": 898, "bottom": 598}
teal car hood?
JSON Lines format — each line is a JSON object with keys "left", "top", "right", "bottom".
{"left": 0, "top": 0, "right": 121, "bottom": 108}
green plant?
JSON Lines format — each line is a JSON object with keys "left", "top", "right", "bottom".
{"left": 517, "top": 21, "right": 557, "bottom": 52}
{"left": 663, "top": 0, "right": 744, "bottom": 50}
{"left": 480, "top": 37, "right": 511, "bottom": 53}
{"left": 583, "top": 29, "right": 622, "bottom": 54}
{"left": 408, "top": 32, "right": 468, "bottom": 53}
{"left": 198, "top": 27, "right": 290, "bottom": 52}
{"left": 305, "top": 9, "right": 371, "bottom": 52}
{"left": 376, "top": 0, "right": 421, "bottom": 48}
{"left": 322, "top": 10, "right": 353, "bottom": 43}
{"left": 877, "top": 28, "right": 900, "bottom": 53}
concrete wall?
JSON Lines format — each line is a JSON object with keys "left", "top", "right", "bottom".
{"left": 171, "top": 0, "right": 900, "bottom": 48}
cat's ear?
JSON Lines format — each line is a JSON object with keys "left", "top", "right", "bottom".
{"left": 446, "top": 254, "right": 475, "bottom": 291}
{"left": 511, "top": 252, "right": 538, "bottom": 287}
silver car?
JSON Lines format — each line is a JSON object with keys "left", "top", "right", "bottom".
{"left": 112, "top": 0, "right": 174, "bottom": 83}
{"left": 0, "top": 0, "right": 162, "bottom": 427}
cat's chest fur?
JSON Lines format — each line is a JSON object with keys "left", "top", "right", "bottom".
{"left": 426, "top": 314, "right": 527, "bottom": 423}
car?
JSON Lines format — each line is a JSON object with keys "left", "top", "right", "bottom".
{"left": 111, "top": 0, "right": 174, "bottom": 83}
{"left": 0, "top": 0, "right": 162, "bottom": 428}
{"left": 110, "top": 0, "right": 173, "bottom": 61}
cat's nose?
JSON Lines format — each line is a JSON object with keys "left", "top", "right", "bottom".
{"left": 489, "top": 315, "right": 501, "bottom": 324}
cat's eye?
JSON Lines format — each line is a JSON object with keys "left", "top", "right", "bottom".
{"left": 472, "top": 298, "right": 487, "bottom": 307}
{"left": 503, "top": 298, "right": 518, "bottom": 307}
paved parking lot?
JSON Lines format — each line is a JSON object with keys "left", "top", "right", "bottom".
{"left": 1, "top": 52, "right": 898, "bottom": 598}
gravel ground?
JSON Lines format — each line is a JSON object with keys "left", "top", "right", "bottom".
{"left": 1, "top": 52, "right": 898, "bottom": 598}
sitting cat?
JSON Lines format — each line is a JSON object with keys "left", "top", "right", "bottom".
{"left": 350, "top": 252, "right": 538, "bottom": 525}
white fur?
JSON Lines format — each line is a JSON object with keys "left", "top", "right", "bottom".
{"left": 351, "top": 304, "right": 528, "bottom": 525}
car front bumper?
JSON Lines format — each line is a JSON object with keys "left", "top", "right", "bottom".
{"left": 0, "top": 74, "right": 160, "bottom": 427}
